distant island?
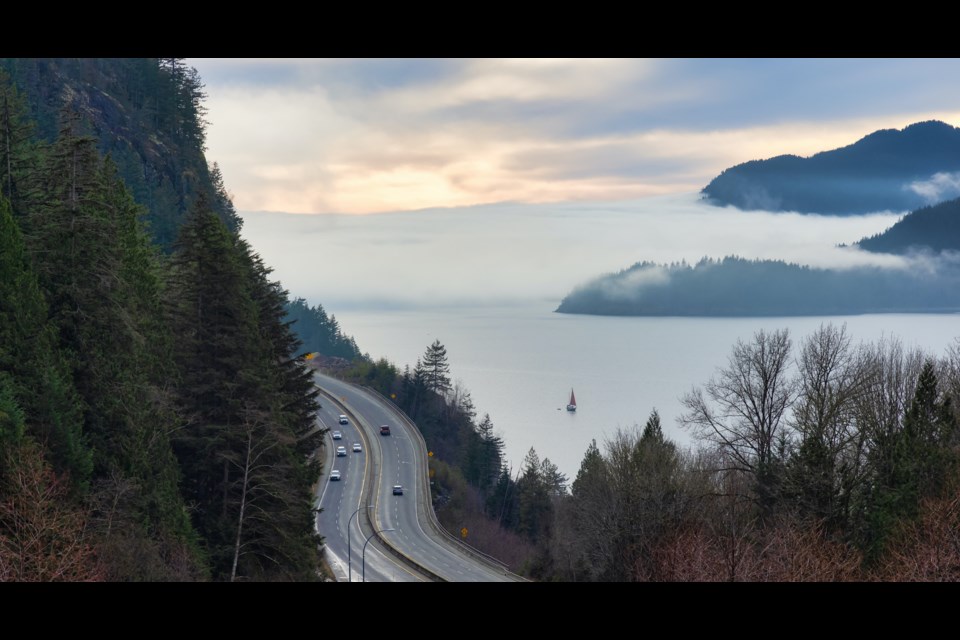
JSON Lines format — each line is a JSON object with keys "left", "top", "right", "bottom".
{"left": 702, "top": 120, "right": 960, "bottom": 215}
{"left": 556, "top": 256, "right": 960, "bottom": 317}
{"left": 557, "top": 194, "right": 960, "bottom": 317}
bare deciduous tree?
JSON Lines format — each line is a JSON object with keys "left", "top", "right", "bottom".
{"left": 787, "top": 323, "right": 873, "bottom": 530}
{"left": 0, "top": 441, "right": 103, "bottom": 581}
{"left": 876, "top": 490, "right": 960, "bottom": 582}
{"left": 680, "top": 328, "right": 795, "bottom": 516}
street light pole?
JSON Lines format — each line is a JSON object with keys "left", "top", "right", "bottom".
{"left": 363, "top": 528, "right": 395, "bottom": 582}
{"left": 347, "top": 504, "right": 373, "bottom": 583}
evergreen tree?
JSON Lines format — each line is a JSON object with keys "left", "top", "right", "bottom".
{"left": 0, "top": 193, "right": 88, "bottom": 486}
{"left": 421, "top": 340, "right": 452, "bottom": 396}
{"left": 0, "top": 70, "right": 36, "bottom": 210}
{"left": 166, "top": 193, "right": 261, "bottom": 576}
{"left": 641, "top": 409, "right": 664, "bottom": 443}
{"left": 463, "top": 413, "right": 504, "bottom": 494}
{"left": 487, "top": 466, "right": 519, "bottom": 529}
{"left": 233, "top": 239, "right": 322, "bottom": 577}
{"left": 167, "top": 196, "right": 321, "bottom": 580}
{"left": 864, "top": 359, "right": 958, "bottom": 561}
{"left": 563, "top": 439, "right": 615, "bottom": 580}
{"left": 516, "top": 447, "right": 551, "bottom": 542}
{"left": 284, "top": 297, "right": 361, "bottom": 360}
{"left": 0, "top": 375, "right": 25, "bottom": 471}
{"left": 404, "top": 359, "right": 428, "bottom": 419}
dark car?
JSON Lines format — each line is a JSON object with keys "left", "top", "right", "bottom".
{"left": 380, "top": 425, "right": 391, "bottom": 435}
{"left": 392, "top": 485, "right": 403, "bottom": 495}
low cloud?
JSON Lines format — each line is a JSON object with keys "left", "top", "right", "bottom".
{"left": 907, "top": 171, "right": 960, "bottom": 204}
{"left": 239, "top": 193, "right": 904, "bottom": 311}
{"left": 596, "top": 265, "right": 671, "bottom": 301}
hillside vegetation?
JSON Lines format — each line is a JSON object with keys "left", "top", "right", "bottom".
{"left": 0, "top": 59, "right": 324, "bottom": 581}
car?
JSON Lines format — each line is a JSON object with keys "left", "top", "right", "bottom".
{"left": 332, "top": 430, "right": 342, "bottom": 440}
{"left": 336, "top": 446, "right": 347, "bottom": 457}
{"left": 338, "top": 415, "right": 348, "bottom": 425}
{"left": 352, "top": 442, "right": 362, "bottom": 453}
{"left": 380, "top": 425, "right": 391, "bottom": 436}
{"left": 392, "top": 485, "right": 404, "bottom": 495}
{"left": 330, "top": 469, "right": 341, "bottom": 481}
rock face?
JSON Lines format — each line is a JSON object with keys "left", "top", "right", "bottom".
{"left": 306, "top": 353, "right": 353, "bottom": 373}
{"left": 702, "top": 120, "right": 960, "bottom": 215}
{"left": 1, "top": 57, "right": 242, "bottom": 249}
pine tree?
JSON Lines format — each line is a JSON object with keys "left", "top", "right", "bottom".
{"left": 0, "top": 70, "right": 36, "bottom": 210}
{"left": 865, "top": 359, "right": 958, "bottom": 561}
{"left": 167, "top": 197, "right": 321, "bottom": 580}
{"left": 232, "top": 239, "right": 322, "bottom": 578}
{"left": 0, "top": 375, "right": 25, "bottom": 470}
{"left": 166, "top": 193, "right": 261, "bottom": 574}
{"left": 516, "top": 447, "right": 551, "bottom": 542}
{"left": 421, "top": 339, "right": 452, "bottom": 396}
{"left": 0, "top": 193, "right": 88, "bottom": 486}
{"left": 284, "top": 296, "right": 361, "bottom": 360}
{"left": 641, "top": 409, "right": 664, "bottom": 444}
{"left": 462, "top": 413, "right": 504, "bottom": 494}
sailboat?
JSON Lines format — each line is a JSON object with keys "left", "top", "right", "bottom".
{"left": 566, "top": 388, "right": 577, "bottom": 412}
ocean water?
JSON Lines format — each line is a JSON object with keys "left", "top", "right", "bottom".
{"left": 334, "top": 303, "right": 960, "bottom": 481}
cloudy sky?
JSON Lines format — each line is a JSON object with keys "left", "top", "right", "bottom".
{"left": 189, "top": 58, "right": 960, "bottom": 216}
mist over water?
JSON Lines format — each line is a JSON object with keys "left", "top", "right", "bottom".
{"left": 237, "top": 193, "right": 954, "bottom": 479}
{"left": 240, "top": 192, "right": 904, "bottom": 311}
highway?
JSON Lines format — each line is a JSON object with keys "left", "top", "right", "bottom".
{"left": 313, "top": 398, "right": 427, "bottom": 582}
{"left": 314, "top": 372, "right": 521, "bottom": 582}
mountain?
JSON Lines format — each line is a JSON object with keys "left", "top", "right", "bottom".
{"left": 0, "top": 57, "right": 241, "bottom": 249}
{"left": 702, "top": 120, "right": 960, "bottom": 215}
{"left": 858, "top": 196, "right": 960, "bottom": 255}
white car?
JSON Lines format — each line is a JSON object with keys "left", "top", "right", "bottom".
{"left": 352, "top": 442, "right": 362, "bottom": 453}
{"left": 338, "top": 415, "right": 349, "bottom": 425}
{"left": 330, "top": 469, "right": 341, "bottom": 481}
{"left": 332, "top": 430, "right": 342, "bottom": 440}
{"left": 336, "top": 446, "right": 347, "bottom": 457}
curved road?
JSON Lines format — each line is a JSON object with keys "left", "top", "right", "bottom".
{"left": 314, "top": 372, "right": 520, "bottom": 582}
{"left": 314, "top": 399, "right": 426, "bottom": 582}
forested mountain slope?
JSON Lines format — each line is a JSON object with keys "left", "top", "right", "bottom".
{"left": 0, "top": 57, "right": 241, "bottom": 249}
{"left": 702, "top": 120, "right": 960, "bottom": 215}
{"left": 0, "top": 59, "right": 322, "bottom": 581}
{"left": 858, "top": 196, "right": 960, "bottom": 255}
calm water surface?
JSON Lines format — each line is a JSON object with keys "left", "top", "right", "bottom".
{"left": 335, "top": 304, "right": 960, "bottom": 481}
